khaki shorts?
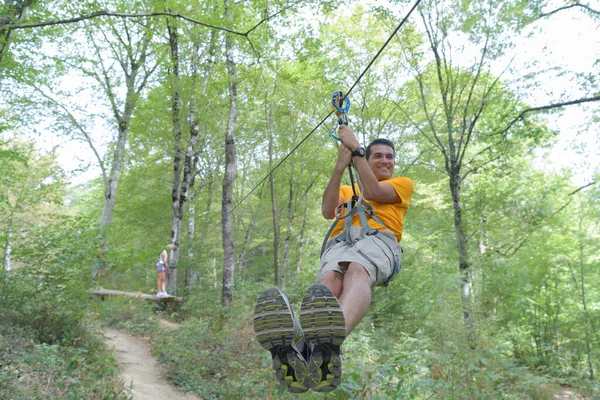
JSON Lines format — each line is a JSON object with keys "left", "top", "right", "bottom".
{"left": 318, "top": 226, "right": 402, "bottom": 287}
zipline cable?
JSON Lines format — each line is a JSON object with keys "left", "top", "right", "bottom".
{"left": 208, "top": 0, "right": 422, "bottom": 233}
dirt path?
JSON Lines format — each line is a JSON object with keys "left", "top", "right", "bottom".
{"left": 553, "top": 387, "right": 585, "bottom": 399}
{"left": 105, "top": 328, "right": 198, "bottom": 400}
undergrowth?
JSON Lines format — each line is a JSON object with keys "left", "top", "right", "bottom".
{"left": 0, "top": 301, "right": 130, "bottom": 399}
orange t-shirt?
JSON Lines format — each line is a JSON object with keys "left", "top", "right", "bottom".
{"left": 328, "top": 176, "right": 414, "bottom": 242}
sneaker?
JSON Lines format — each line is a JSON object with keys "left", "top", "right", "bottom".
{"left": 300, "top": 283, "right": 346, "bottom": 392}
{"left": 253, "top": 287, "right": 311, "bottom": 393}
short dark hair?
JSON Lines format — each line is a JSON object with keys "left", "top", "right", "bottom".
{"left": 366, "top": 138, "right": 395, "bottom": 160}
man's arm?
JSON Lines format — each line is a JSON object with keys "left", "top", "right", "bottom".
{"left": 337, "top": 125, "right": 400, "bottom": 203}
{"left": 322, "top": 144, "right": 352, "bottom": 219}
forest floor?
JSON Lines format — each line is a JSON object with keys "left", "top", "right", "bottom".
{"left": 104, "top": 320, "right": 585, "bottom": 400}
{"left": 104, "top": 320, "right": 198, "bottom": 400}
{"left": 552, "top": 386, "right": 585, "bottom": 399}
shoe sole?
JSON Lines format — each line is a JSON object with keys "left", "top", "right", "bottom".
{"left": 299, "top": 284, "right": 346, "bottom": 346}
{"left": 254, "top": 288, "right": 295, "bottom": 350}
{"left": 300, "top": 284, "right": 346, "bottom": 392}
{"left": 253, "top": 288, "right": 310, "bottom": 393}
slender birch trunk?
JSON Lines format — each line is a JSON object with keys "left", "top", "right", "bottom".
{"left": 281, "top": 168, "right": 296, "bottom": 288}
{"left": 3, "top": 213, "right": 12, "bottom": 272}
{"left": 166, "top": 18, "right": 183, "bottom": 294}
{"left": 267, "top": 98, "right": 281, "bottom": 287}
{"left": 296, "top": 213, "right": 308, "bottom": 275}
{"left": 166, "top": 18, "right": 202, "bottom": 294}
{"left": 221, "top": 0, "right": 238, "bottom": 308}
{"left": 449, "top": 170, "right": 474, "bottom": 335}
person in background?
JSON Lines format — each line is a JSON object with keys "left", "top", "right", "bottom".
{"left": 156, "top": 244, "right": 172, "bottom": 298}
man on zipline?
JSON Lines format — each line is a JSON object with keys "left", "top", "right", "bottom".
{"left": 254, "top": 124, "right": 414, "bottom": 393}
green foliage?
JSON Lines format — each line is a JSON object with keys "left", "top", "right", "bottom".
{"left": 92, "top": 296, "right": 160, "bottom": 336}
{"left": 1, "top": 0, "right": 600, "bottom": 397}
{"left": 0, "top": 298, "right": 129, "bottom": 399}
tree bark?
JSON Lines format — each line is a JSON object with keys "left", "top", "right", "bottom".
{"left": 296, "top": 212, "right": 308, "bottom": 275}
{"left": 267, "top": 97, "right": 280, "bottom": 287}
{"left": 449, "top": 170, "right": 474, "bottom": 335}
{"left": 221, "top": 0, "right": 238, "bottom": 308}
{"left": 281, "top": 174, "right": 294, "bottom": 288}
{"left": 166, "top": 17, "right": 182, "bottom": 294}
{"left": 3, "top": 212, "right": 12, "bottom": 272}
{"left": 166, "top": 17, "right": 202, "bottom": 295}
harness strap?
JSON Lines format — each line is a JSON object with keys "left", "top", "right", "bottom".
{"left": 321, "top": 90, "right": 399, "bottom": 285}
{"left": 320, "top": 195, "right": 402, "bottom": 286}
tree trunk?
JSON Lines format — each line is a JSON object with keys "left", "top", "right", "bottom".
{"left": 296, "top": 213, "right": 307, "bottom": 275}
{"left": 186, "top": 189, "right": 196, "bottom": 260}
{"left": 202, "top": 29, "right": 217, "bottom": 96}
{"left": 221, "top": 0, "right": 238, "bottom": 308}
{"left": 166, "top": 18, "right": 182, "bottom": 294}
{"left": 237, "top": 211, "right": 257, "bottom": 286}
{"left": 281, "top": 170, "right": 296, "bottom": 288}
{"left": 3, "top": 213, "right": 12, "bottom": 272}
{"left": 166, "top": 18, "right": 202, "bottom": 295}
{"left": 267, "top": 102, "right": 280, "bottom": 287}
{"left": 449, "top": 168, "right": 474, "bottom": 338}
{"left": 237, "top": 209, "right": 258, "bottom": 271}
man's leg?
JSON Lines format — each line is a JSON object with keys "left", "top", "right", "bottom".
{"left": 318, "top": 262, "right": 371, "bottom": 335}
{"left": 317, "top": 270, "right": 343, "bottom": 297}
{"left": 336, "top": 262, "right": 372, "bottom": 335}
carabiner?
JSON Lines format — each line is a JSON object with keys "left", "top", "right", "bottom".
{"left": 331, "top": 90, "right": 350, "bottom": 125}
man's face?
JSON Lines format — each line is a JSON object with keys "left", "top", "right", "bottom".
{"left": 367, "top": 144, "right": 395, "bottom": 181}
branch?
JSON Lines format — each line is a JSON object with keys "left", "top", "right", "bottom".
{"left": 27, "top": 83, "right": 107, "bottom": 183}
{"left": 539, "top": 3, "right": 600, "bottom": 19}
{"left": 245, "top": 0, "right": 305, "bottom": 35}
{"left": 4, "top": 11, "right": 246, "bottom": 36}
{"left": 547, "top": 182, "right": 596, "bottom": 219}
{"left": 4, "top": 3, "right": 306, "bottom": 37}
{"left": 493, "top": 95, "right": 600, "bottom": 136}
{"left": 569, "top": 180, "right": 596, "bottom": 195}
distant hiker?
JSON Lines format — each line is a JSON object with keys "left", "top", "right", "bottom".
{"left": 156, "top": 245, "right": 172, "bottom": 298}
{"left": 254, "top": 125, "right": 414, "bottom": 392}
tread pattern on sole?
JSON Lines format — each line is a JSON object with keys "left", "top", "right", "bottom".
{"left": 299, "top": 284, "right": 346, "bottom": 346}
{"left": 253, "top": 288, "right": 295, "bottom": 350}
{"left": 253, "top": 287, "right": 310, "bottom": 394}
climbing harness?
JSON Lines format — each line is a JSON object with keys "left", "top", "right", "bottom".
{"left": 322, "top": 91, "right": 401, "bottom": 286}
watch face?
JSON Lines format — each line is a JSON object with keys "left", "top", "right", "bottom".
{"left": 354, "top": 147, "right": 365, "bottom": 157}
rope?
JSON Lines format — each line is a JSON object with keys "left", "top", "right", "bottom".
{"left": 208, "top": 0, "right": 422, "bottom": 233}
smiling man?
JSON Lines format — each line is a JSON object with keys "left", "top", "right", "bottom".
{"left": 303, "top": 125, "right": 414, "bottom": 390}
{"left": 253, "top": 125, "right": 414, "bottom": 393}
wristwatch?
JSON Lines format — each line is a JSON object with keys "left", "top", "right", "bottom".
{"left": 352, "top": 147, "right": 366, "bottom": 157}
